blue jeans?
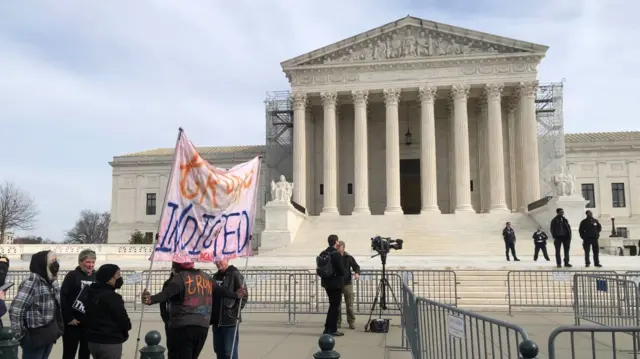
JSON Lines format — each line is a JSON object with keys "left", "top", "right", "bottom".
{"left": 20, "top": 338, "right": 53, "bottom": 359}
{"left": 213, "top": 325, "right": 239, "bottom": 359}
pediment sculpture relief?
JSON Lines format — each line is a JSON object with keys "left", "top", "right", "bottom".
{"left": 300, "top": 26, "right": 526, "bottom": 66}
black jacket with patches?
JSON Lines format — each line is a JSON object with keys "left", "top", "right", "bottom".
{"left": 211, "top": 265, "right": 249, "bottom": 327}
{"left": 579, "top": 217, "right": 602, "bottom": 240}
{"left": 60, "top": 266, "right": 96, "bottom": 325}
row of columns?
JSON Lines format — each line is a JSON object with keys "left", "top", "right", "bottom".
{"left": 291, "top": 82, "right": 540, "bottom": 215}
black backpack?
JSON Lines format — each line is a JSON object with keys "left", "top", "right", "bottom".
{"left": 316, "top": 251, "right": 334, "bottom": 278}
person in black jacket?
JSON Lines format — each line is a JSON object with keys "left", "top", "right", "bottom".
{"left": 502, "top": 222, "right": 520, "bottom": 261}
{"left": 317, "top": 234, "right": 346, "bottom": 337}
{"left": 550, "top": 208, "right": 573, "bottom": 268}
{"left": 532, "top": 228, "right": 550, "bottom": 261}
{"left": 141, "top": 261, "right": 245, "bottom": 359}
{"left": 160, "top": 268, "right": 175, "bottom": 341}
{"left": 579, "top": 210, "right": 602, "bottom": 267}
{"left": 211, "top": 260, "right": 248, "bottom": 359}
{"left": 336, "top": 241, "right": 360, "bottom": 330}
{"left": 0, "top": 256, "right": 9, "bottom": 328}
{"left": 60, "top": 249, "right": 97, "bottom": 359}
{"left": 84, "top": 264, "right": 131, "bottom": 359}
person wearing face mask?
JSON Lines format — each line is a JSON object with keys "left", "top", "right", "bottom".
{"left": 9, "top": 250, "right": 64, "bottom": 359}
{"left": 0, "top": 256, "right": 10, "bottom": 328}
{"left": 84, "top": 264, "right": 132, "bottom": 359}
{"left": 60, "top": 249, "right": 97, "bottom": 359}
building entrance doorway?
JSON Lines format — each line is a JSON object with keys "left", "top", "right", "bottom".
{"left": 400, "top": 159, "right": 421, "bottom": 215}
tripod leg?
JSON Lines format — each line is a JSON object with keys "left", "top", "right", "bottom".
{"left": 383, "top": 278, "right": 404, "bottom": 320}
{"left": 364, "top": 278, "right": 385, "bottom": 331}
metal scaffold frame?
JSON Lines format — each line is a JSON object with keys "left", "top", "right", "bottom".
{"left": 264, "top": 91, "right": 294, "bottom": 201}
{"left": 536, "top": 82, "right": 565, "bottom": 196}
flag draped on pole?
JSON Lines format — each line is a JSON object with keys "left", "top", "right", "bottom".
{"left": 151, "top": 130, "right": 260, "bottom": 263}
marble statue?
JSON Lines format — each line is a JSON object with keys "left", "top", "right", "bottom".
{"left": 553, "top": 164, "right": 576, "bottom": 196}
{"left": 270, "top": 175, "right": 294, "bottom": 202}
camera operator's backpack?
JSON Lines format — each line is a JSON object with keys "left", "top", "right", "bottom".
{"left": 316, "top": 251, "right": 334, "bottom": 278}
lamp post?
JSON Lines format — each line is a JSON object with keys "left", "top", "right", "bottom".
{"left": 610, "top": 217, "right": 618, "bottom": 237}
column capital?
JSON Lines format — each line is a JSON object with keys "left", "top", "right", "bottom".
{"left": 351, "top": 90, "right": 369, "bottom": 106}
{"left": 383, "top": 88, "right": 401, "bottom": 105}
{"left": 418, "top": 86, "right": 437, "bottom": 103}
{"left": 484, "top": 83, "right": 504, "bottom": 100}
{"left": 451, "top": 84, "right": 470, "bottom": 101}
{"left": 291, "top": 92, "right": 307, "bottom": 111}
{"left": 517, "top": 81, "right": 539, "bottom": 98}
{"left": 320, "top": 91, "right": 338, "bottom": 107}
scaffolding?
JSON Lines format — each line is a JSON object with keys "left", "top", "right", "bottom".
{"left": 264, "top": 91, "right": 294, "bottom": 201}
{"left": 536, "top": 81, "right": 565, "bottom": 196}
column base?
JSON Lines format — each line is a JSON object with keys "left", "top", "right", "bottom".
{"left": 351, "top": 208, "right": 371, "bottom": 215}
{"left": 320, "top": 207, "right": 340, "bottom": 216}
{"left": 384, "top": 206, "right": 403, "bottom": 215}
{"left": 420, "top": 206, "right": 441, "bottom": 214}
{"left": 454, "top": 205, "right": 475, "bottom": 214}
{"left": 488, "top": 205, "right": 510, "bottom": 213}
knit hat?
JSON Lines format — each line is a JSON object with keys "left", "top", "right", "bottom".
{"left": 96, "top": 264, "right": 120, "bottom": 283}
{"left": 172, "top": 261, "right": 194, "bottom": 271}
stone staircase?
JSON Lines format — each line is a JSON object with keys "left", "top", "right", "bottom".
{"left": 269, "top": 212, "right": 585, "bottom": 258}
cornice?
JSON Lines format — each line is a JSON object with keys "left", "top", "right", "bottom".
{"left": 565, "top": 145, "right": 640, "bottom": 153}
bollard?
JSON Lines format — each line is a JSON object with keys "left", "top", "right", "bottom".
{"left": 313, "top": 334, "right": 340, "bottom": 359}
{"left": 0, "top": 328, "right": 18, "bottom": 359}
{"left": 139, "top": 330, "right": 166, "bottom": 359}
{"left": 519, "top": 339, "right": 539, "bottom": 359}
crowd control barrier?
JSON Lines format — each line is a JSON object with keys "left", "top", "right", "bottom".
{"left": 573, "top": 274, "right": 640, "bottom": 327}
{"left": 548, "top": 326, "right": 640, "bottom": 359}
{"left": 506, "top": 269, "right": 617, "bottom": 314}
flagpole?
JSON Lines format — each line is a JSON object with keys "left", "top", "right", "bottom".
{"left": 133, "top": 127, "right": 184, "bottom": 359}
{"left": 229, "top": 156, "right": 261, "bottom": 358}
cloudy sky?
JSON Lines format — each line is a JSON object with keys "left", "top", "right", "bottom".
{"left": 0, "top": 0, "right": 636, "bottom": 240}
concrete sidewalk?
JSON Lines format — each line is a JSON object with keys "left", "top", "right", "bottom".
{"left": 11, "top": 313, "right": 409, "bottom": 359}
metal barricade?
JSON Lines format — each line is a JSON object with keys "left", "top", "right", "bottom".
{"left": 393, "top": 269, "right": 459, "bottom": 307}
{"left": 506, "top": 270, "right": 617, "bottom": 314}
{"left": 416, "top": 296, "right": 531, "bottom": 358}
{"left": 401, "top": 284, "right": 421, "bottom": 359}
{"left": 548, "top": 325, "right": 640, "bottom": 359}
{"left": 573, "top": 274, "right": 640, "bottom": 327}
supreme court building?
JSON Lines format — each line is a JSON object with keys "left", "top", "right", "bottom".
{"left": 282, "top": 16, "right": 547, "bottom": 216}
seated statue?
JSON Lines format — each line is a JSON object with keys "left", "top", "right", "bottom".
{"left": 270, "top": 175, "right": 294, "bottom": 202}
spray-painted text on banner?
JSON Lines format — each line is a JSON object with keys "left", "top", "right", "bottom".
{"left": 152, "top": 131, "right": 260, "bottom": 263}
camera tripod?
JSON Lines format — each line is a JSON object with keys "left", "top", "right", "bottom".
{"left": 364, "top": 251, "right": 403, "bottom": 331}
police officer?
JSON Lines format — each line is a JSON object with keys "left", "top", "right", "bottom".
{"left": 532, "top": 228, "right": 550, "bottom": 261}
{"left": 579, "top": 210, "right": 602, "bottom": 267}
{"left": 550, "top": 208, "right": 572, "bottom": 268}
{"left": 141, "top": 261, "right": 245, "bottom": 359}
{"left": 502, "top": 222, "right": 520, "bottom": 261}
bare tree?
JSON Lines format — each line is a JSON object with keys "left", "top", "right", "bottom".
{"left": 13, "top": 236, "right": 56, "bottom": 244}
{"left": 129, "top": 230, "right": 153, "bottom": 244}
{"left": 65, "top": 210, "right": 110, "bottom": 244}
{"left": 0, "top": 182, "right": 38, "bottom": 243}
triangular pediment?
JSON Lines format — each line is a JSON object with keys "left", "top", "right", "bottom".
{"left": 281, "top": 16, "right": 548, "bottom": 68}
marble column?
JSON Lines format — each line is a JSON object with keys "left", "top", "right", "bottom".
{"left": 418, "top": 86, "right": 440, "bottom": 213}
{"left": 451, "top": 84, "right": 474, "bottom": 213}
{"left": 517, "top": 81, "right": 541, "bottom": 208}
{"left": 485, "top": 83, "right": 509, "bottom": 212}
{"left": 476, "top": 95, "right": 489, "bottom": 213}
{"left": 291, "top": 92, "right": 307, "bottom": 208}
{"left": 507, "top": 97, "right": 519, "bottom": 212}
{"left": 352, "top": 90, "right": 370, "bottom": 215}
{"left": 383, "top": 88, "right": 403, "bottom": 214}
{"left": 320, "top": 91, "right": 339, "bottom": 215}
{"left": 447, "top": 99, "right": 456, "bottom": 212}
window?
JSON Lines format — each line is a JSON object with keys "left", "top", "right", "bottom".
{"left": 581, "top": 183, "right": 596, "bottom": 208}
{"left": 144, "top": 232, "right": 154, "bottom": 242}
{"left": 470, "top": 180, "right": 474, "bottom": 192}
{"left": 146, "top": 193, "right": 157, "bottom": 215}
{"left": 320, "top": 184, "right": 324, "bottom": 195}
{"left": 611, "top": 183, "right": 626, "bottom": 208}
{"left": 347, "top": 183, "right": 353, "bottom": 195}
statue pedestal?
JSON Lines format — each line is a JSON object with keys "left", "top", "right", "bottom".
{"left": 529, "top": 195, "right": 589, "bottom": 248}
{"left": 260, "top": 200, "right": 307, "bottom": 252}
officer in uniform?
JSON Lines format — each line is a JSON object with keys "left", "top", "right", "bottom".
{"left": 579, "top": 210, "right": 602, "bottom": 267}
{"left": 532, "top": 228, "right": 550, "bottom": 261}
{"left": 142, "top": 261, "right": 245, "bottom": 359}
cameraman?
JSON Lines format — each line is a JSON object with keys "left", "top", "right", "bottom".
{"left": 337, "top": 241, "right": 360, "bottom": 330}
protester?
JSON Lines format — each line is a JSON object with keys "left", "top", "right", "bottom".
{"left": 0, "top": 256, "right": 9, "bottom": 327}
{"left": 84, "top": 264, "right": 131, "bottom": 359}
{"left": 211, "top": 259, "right": 248, "bottom": 359}
{"left": 160, "top": 268, "right": 176, "bottom": 340}
{"left": 579, "top": 210, "right": 602, "bottom": 267}
{"left": 9, "top": 250, "right": 64, "bottom": 359}
{"left": 316, "top": 234, "right": 346, "bottom": 337}
{"left": 550, "top": 208, "right": 573, "bottom": 268}
{"left": 60, "top": 249, "right": 97, "bottom": 359}
{"left": 141, "top": 261, "right": 246, "bottom": 359}
{"left": 336, "top": 241, "right": 360, "bottom": 330}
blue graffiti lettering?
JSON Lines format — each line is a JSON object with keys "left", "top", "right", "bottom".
{"left": 221, "top": 213, "right": 240, "bottom": 255}
{"left": 187, "top": 214, "right": 215, "bottom": 255}
{"left": 157, "top": 202, "right": 193, "bottom": 253}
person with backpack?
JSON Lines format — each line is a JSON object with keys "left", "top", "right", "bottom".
{"left": 316, "top": 234, "right": 346, "bottom": 337}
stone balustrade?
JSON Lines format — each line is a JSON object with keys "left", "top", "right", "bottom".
{"left": 0, "top": 244, "right": 152, "bottom": 262}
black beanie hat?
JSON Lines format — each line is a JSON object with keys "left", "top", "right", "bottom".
{"left": 96, "top": 264, "right": 120, "bottom": 283}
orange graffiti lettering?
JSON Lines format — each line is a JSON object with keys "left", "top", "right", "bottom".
{"left": 198, "top": 173, "right": 219, "bottom": 207}
{"left": 179, "top": 154, "right": 205, "bottom": 200}
{"left": 186, "top": 274, "right": 213, "bottom": 296}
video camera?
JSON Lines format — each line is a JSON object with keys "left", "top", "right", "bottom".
{"left": 370, "top": 236, "right": 403, "bottom": 254}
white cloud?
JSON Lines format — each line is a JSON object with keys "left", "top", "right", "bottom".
{"left": 0, "top": 0, "right": 637, "bottom": 238}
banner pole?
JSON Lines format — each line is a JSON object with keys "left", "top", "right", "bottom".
{"left": 229, "top": 156, "right": 261, "bottom": 358}
{"left": 133, "top": 127, "right": 184, "bottom": 359}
